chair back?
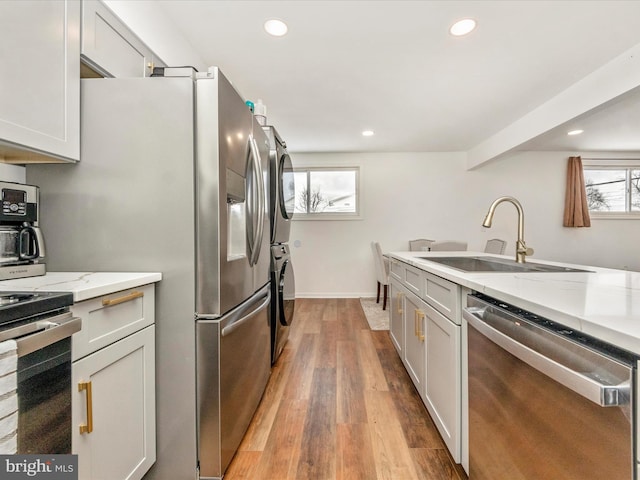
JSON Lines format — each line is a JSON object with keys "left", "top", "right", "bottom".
{"left": 484, "top": 238, "right": 506, "bottom": 254}
{"left": 430, "top": 240, "right": 468, "bottom": 251}
{"left": 409, "top": 239, "right": 434, "bottom": 251}
{"left": 370, "top": 242, "right": 389, "bottom": 285}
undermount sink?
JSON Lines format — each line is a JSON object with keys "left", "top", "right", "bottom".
{"left": 417, "top": 256, "right": 592, "bottom": 273}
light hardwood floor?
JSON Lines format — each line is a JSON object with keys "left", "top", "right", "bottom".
{"left": 224, "top": 298, "right": 467, "bottom": 480}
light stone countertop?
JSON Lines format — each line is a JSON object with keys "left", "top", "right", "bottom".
{"left": 0, "top": 271, "right": 162, "bottom": 302}
{"left": 390, "top": 251, "right": 640, "bottom": 355}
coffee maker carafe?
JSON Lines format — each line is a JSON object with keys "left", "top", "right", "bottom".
{"left": 0, "top": 181, "right": 46, "bottom": 280}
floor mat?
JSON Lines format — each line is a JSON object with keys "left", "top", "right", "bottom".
{"left": 359, "top": 297, "right": 390, "bottom": 330}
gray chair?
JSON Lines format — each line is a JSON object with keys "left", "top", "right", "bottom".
{"left": 430, "top": 240, "right": 468, "bottom": 251}
{"left": 409, "top": 239, "right": 434, "bottom": 251}
{"left": 370, "top": 241, "right": 389, "bottom": 310}
{"left": 484, "top": 238, "right": 507, "bottom": 254}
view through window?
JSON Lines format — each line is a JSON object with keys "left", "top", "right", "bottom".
{"left": 293, "top": 167, "right": 359, "bottom": 218}
{"left": 584, "top": 163, "right": 640, "bottom": 214}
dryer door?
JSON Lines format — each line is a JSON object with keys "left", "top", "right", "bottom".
{"left": 273, "top": 153, "right": 295, "bottom": 243}
{"left": 278, "top": 256, "right": 295, "bottom": 326}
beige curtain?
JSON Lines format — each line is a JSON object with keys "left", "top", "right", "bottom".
{"left": 563, "top": 156, "right": 591, "bottom": 227}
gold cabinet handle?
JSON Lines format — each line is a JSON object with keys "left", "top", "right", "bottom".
{"left": 102, "top": 290, "right": 143, "bottom": 307}
{"left": 396, "top": 292, "right": 403, "bottom": 314}
{"left": 78, "top": 381, "right": 93, "bottom": 434}
{"left": 417, "top": 310, "right": 425, "bottom": 342}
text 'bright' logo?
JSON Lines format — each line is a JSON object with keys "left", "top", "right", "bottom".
{"left": 0, "top": 455, "right": 77, "bottom": 479}
{"left": 5, "top": 459, "right": 52, "bottom": 476}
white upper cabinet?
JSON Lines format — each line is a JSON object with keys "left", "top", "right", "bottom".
{"left": 81, "top": 0, "right": 166, "bottom": 78}
{"left": 0, "top": 0, "right": 81, "bottom": 162}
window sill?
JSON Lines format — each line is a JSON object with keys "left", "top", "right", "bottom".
{"left": 293, "top": 213, "right": 363, "bottom": 221}
{"left": 589, "top": 213, "right": 640, "bottom": 220}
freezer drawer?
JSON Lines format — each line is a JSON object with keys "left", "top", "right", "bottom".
{"left": 196, "top": 284, "right": 271, "bottom": 479}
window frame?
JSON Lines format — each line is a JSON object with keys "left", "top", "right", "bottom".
{"left": 583, "top": 158, "right": 640, "bottom": 219}
{"left": 292, "top": 166, "right": 362, "bottom": 221}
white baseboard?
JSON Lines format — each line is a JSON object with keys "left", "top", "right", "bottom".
{"left": 295, "top": 292, "right": 377, "bottom": 299}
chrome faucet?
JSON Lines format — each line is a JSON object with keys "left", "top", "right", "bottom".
{"left": 482, "top": 196, "right": 534, "bottom": 263}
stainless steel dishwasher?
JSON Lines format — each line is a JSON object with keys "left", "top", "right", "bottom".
{"left": 464, "top": 293, "right": 637, "bottom": 480}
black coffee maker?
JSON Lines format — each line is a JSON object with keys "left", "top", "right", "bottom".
{"left": 0, "top": 181, "right": 46, "bottom": 280}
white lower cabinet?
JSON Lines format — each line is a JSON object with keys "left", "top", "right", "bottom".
{"left": 73, "top": 326, "right": 155, "bottom": 480}
{"left": 389, "top": 278, "right": 405, "bottom": 356}
{"left": 403, "top": 290, "right": 427, "bottom": 399}
{"left": 389, "top": 258, "right": 462, "bottom": 465}
{"left": 424, "top": 303, "right": 460, "bottom": 462}
{"left": 71, "top": 285, "right": 156, "bottom": 480}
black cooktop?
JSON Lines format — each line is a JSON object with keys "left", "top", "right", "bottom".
{"left": 0, "top": 291, "right": 73, "bottom": 326}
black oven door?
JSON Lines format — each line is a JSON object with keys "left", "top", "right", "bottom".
{"left": 1, "top": 312, "right": 82, "bottom": 454}
{"left": 18, "top": 337, "right": 72, "bottom": 454}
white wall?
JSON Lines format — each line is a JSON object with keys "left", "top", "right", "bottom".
{"left": 290, "top": 150, "right": 640, "bottom": 298}
{"left": 291, "top": 151, "right": 480, "bottom": 298}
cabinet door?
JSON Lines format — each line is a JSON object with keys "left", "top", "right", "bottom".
{"left": 389, "top": 279, "right": 404, "bottom": 356}
{"left": 81, "top": 0, "right": 157, "bottom": 77}
{"left": 73, "top": 325, "right": 156, "bottom": 480}
{"left": 403, "top": 291, "right": 426, "bottom": 398}
{"left": 424, "top": 304, "right": 461, "bottom": 462}
{"left": 0, "top": 0, "right": 80, "bottom": 161}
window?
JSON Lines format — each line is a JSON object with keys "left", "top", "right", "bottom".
{"left": 293, "top": 167, "right": 360, "bottom": 219}
{"left": 583, "top": 159, "right": 640, "bottom": 217}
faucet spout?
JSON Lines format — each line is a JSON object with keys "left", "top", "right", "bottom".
{"left": 482, "top": 196, "right": 533, "bottom": 263}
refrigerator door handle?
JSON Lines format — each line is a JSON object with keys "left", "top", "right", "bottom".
{"left": 221, "top": 291, "right": 271, "bottom": 337}
{"left": 252, "top": 136, "right": 266, "bottom": 263}
{"left": 247, "top": 136, "right": 264, "bottom": 266}
{"left": 246, "top": 135, "right": 257, "bottom": 265}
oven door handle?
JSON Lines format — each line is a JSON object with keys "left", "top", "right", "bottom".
{"left": 463, "top": 307, "right": 630, "bottom": 407}
{"left": 14, "top": 313, "right": 82, "bottom": 358}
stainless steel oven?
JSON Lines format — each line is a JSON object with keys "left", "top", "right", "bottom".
{"left": 464, "top": 293, "right": 637, "bottom": 480}
{"left": 0, "top": 291, "right": 81, "bottom": 454}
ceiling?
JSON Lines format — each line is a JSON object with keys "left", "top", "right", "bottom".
{"left": 515, "top": 84, "right": 640, "bottom": 153}
{"left": 150, "top": 1, "right": 640, "bottom": 155}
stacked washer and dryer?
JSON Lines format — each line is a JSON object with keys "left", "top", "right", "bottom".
{"left": 263, "top": 126, "right": 296, "bottom": 364}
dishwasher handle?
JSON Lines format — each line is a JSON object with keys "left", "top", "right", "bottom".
{"left": 463, "top": 307, "right": 630, "bottom": 407}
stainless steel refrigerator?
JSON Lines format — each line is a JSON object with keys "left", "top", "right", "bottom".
{"left": 26, "top": 68, "right": 271, "bottom": 480}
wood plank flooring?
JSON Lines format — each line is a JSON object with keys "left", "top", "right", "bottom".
{"left": 225, "top": 298, "right": 467, "bottom": 480}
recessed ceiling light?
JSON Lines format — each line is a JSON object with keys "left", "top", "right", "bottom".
{"left": 264, "top": 19, "right": 288, "bottom": 37}
{"left": 362, "top": 130, "right": 374, "bottom": 137}
{"left": 567, "top": 129, "right": 584, "bottom": 136}
{"left": 450, "top": 18, "right": 476, "bottom": 36}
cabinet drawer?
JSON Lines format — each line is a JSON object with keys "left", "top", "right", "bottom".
{"left": 423, "top": 272, "right": 459, "bottom": 324}
{"left": 72, "top": 284, "right": 155, "bottom": 360}
{"left": 404, "top": 264, "right": 422, "bottom": 296}
{"left": 390, "top": 258, "right": 404, "bottom": 280}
